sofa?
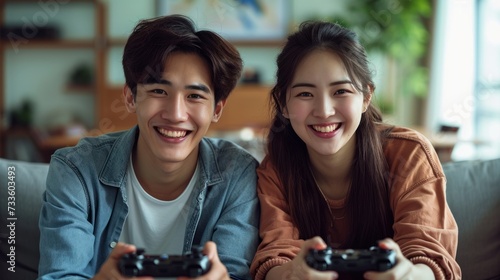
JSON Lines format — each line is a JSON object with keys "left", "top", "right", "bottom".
{"left": 1, "top": 157, "right": 499, "bottom": 280}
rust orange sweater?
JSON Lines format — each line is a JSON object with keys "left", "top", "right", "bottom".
{"left": 250, "top": 126, "right": 461, "bottom": 279}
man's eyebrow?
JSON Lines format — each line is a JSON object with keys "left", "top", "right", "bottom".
{"left": 143, "top": 79, "right": 211, "bottom": 94}
{"left": 291, "top": 80, "right": 353, "bottom": 88}
{"left": 185, "top": 84, "right": 211, "bottom": 94}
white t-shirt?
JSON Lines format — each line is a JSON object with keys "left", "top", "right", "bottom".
{"left": 119, "top": 157, "right": 197, "bottom": 255}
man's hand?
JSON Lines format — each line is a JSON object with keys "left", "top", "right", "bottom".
{"left": 178, "top": 241, "right": 230, "bottom": 280}
{"left": 92, "top": 242, "right": 153, "bottom": 280}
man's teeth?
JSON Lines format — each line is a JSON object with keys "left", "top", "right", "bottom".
{"left": 312, "top": 124, "right": 338, "bottom": 133}
{"left": 157, "top": 128, "right": 187, "bottom": 138}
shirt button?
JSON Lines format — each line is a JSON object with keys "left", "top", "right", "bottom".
{"left": 110, "top": 241, "right": 117, "bottom": 248}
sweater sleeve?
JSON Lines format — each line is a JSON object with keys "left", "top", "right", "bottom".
{"left": 385, "top": 129, "right": 462, "bottom": 279}
{"left": 250, "top": 157, "right": 303, "bottom": 280}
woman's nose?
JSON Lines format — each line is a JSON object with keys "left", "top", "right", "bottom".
{"left": 312, "top": 95, "right": 335, "bottom": 118}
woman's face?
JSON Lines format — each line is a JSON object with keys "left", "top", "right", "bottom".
{"left": 284, "top": 49, "right": 371, "bottom": 158}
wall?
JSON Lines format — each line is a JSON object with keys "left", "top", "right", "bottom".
{"left": 2, "top": 0, "right": 364, "bottom": 132}
{"left": 106, "top": 0, "right": 348, "bottom": 86}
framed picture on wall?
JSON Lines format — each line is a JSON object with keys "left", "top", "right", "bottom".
{"left": 156, "top": 0, "right": 289, "bottom": 42}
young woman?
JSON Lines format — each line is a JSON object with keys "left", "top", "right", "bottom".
{"left": 250, "top": 21, "right": 461, "bottom": 280}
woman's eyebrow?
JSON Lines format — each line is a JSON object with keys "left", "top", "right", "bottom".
{"left": 291, "top": 80, "right": 353, "bottom": 88}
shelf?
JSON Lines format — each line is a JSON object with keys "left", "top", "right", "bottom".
{"left": 106, "top": 38, "right": 285, "bottom": 48}
{"left": 0, "top": 0, "right": 102, "bottom": 158}
{"left": 106, "top": 38, "right": 127, "bottom": 47}
{"left": 1, "top": 39, "right": 95, "bottom": 49}
{"left": 2, "top": 0, "right": 94, "bottom": 2}
{"left": 209, "top": 84, "right": 272, "bottom": 131}
{"left": 65, "top": 84, "right": 95, "bottom": 93}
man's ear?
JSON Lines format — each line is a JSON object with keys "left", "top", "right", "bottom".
{"left": 212, "top": 99, "right": 227, "bottom": 123}
{"left": 123, "top": 85, "right": 136, "bottom": 113}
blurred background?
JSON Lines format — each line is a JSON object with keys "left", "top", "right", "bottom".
{"left": 0, "top": 0, "right": 499, "bottom": 163}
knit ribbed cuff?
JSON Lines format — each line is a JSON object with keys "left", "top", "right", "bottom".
{"left": 254, "top": 257, "right": 291, "bottom": 280}
{"left": 410, "top": 256, "right": 446, "bottom": 280}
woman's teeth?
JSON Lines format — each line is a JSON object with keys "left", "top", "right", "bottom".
{"left": 312, "top": 124, "right": 339, "bottom": 133}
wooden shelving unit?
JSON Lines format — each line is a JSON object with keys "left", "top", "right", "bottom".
{"left": 2, "top": 39, "right": 96, "bottom": 49}
{"left": 0, "top": 0, "right": 277, "bottom": 159}
{"left": 0, "top": 0, "right": 103, "bottom": 158}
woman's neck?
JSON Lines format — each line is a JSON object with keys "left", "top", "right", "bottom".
{"left": 309, "top": 135, "right": 356, "bottom": 200}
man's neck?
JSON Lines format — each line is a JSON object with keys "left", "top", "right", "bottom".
{"left": 131, "top": 140, "right": 198, "bottom": 201}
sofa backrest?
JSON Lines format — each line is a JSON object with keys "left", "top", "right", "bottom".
{"left": 0, "top": 158, "right": 49, "bottom": 280}
{"left": 442, "top": 157, "right": 500, "bottom": 280}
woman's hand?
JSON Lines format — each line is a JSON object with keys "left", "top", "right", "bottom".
{"left": 178, "top": 241, "right": 230, "bottom": 280}
{"left": 364, "top": 238, "right": 435, "bottom": 280}
{"left": 266, "top": 236, "right": 338, "bottom": 280}
{"left": 92, "top": 242, "right": 154, "bottom": 280}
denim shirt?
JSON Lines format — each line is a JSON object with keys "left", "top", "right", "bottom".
{"left": 38, "top": 126, "right": 260, "bottom": 280}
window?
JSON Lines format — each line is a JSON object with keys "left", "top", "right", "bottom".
{"left": 428, "top": 0, "right": 500, "bottom": 160}
{"left": 474, "top": 0, "right": 500, "bottom": 159}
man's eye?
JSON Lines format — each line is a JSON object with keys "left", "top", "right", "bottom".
{"left": 151, "top": 89, "right": 166, "bottom": 94}
{"left": 297, "top": 92, "right": 312, "bottom": 97}
{"left": 188, "top": 93, "right": 204, "bottom": 99}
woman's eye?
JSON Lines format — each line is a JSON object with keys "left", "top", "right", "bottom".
{"left": 335, "top": 89, "right": 348, "bottom": 95}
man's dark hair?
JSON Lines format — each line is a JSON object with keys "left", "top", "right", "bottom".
{"left": 122, "top": 14, "right": 242, "bottom": 103}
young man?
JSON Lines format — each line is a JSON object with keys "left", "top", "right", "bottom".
{"left": 38, "top": 15, "right": 259, "bottom": 280}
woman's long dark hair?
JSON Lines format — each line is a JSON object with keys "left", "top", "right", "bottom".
{"left": 267, "top": 21, "right": 394, "bottom": 248}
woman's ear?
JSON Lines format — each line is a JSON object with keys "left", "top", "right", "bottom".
{"left": 212, "top": 99, "right": 227, "bottom": 123}
{"left": 282, "top": 106, "right": 289, "bottom": 119}
{"left": 363, "top": 87, "right": 373, "bottom": 113}
{"left": 123, "top": 85, "right": 136, "bottom": 113}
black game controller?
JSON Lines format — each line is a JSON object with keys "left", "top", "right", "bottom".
{"left": 305, "top": 246, "right": 396, "bottom": 272}
{"left": 118, "top": 246, "right": 211, "bottom": 278}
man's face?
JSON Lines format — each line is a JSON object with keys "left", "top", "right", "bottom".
{"left": 125, "top": 52, "right": 224, "bottom": 165}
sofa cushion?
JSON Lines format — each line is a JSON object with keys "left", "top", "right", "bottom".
{"left": 0, "top": 158, "right": 49, "bottom": 280}
{"left": 442, "top": 158, "right": 500, "bottom": 280}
